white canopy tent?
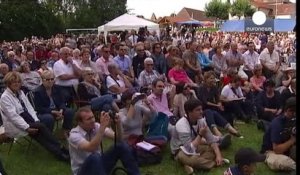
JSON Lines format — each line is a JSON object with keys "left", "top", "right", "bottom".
{"left": 99, "top": 13, "right": 160, "bottom": 43}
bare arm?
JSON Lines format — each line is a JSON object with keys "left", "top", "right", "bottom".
{"left": 273, "top": 136, "right": 295, "bottom": 154}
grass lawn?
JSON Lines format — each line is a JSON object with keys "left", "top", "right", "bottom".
{"left": 0, "top": 122, "right": 283, "bottom": 175}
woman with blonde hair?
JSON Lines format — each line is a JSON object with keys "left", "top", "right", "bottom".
{"left": 0, "top": 72, "right": 69, "bottom": 161}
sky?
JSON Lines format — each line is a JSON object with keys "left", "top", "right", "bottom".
{"left": 127, "top": 0, "right": 213, "bottom": 19}
{"left": 127, "top": 0, "right": 296, "bottom": 19}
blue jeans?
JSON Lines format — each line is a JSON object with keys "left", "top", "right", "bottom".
{"left": 90, "top": 94, "right": 114, "bottom": 112}
{"left": 204, "top": 109, "right": 229, "bottom": 129}
{"left": 38, "top": 108, "right": 74, "bottom": 131}
{"left": 77, "top": 142, "right": 140, "bottom": 175}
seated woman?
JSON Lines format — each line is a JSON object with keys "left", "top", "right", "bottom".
{"left": 119, "top": 91, "right": 167, "bottom": 149}
{"left": 106, "top": 63, "right": 133, "bottom": 102}
{"left": 19, "top": 61, "right": 42, "bottom": 93}
{"left": 256, "top": 79, "right": 282, "bottom": 131}
{"left": 173, "top": 83, "right": 197, "bottom": 118}
{"left": 34, "top": 70, "right": 74, "bottom": 137}
{"left": 0, "top": 72, "right": 69, "bottom": 161}
{"left": 250, "top": 64, "right": 266, "bottom": 97}
{"left": 77, "top": 68, "right": 119, "bottom": 112}
{"left": 168, "top": 58, "right": 198, "bottom": 88}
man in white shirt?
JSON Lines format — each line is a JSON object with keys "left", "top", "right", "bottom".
{"left": 220, "top": 75, "right": 252, "bottom": 124}
{"left": 242, "top": 42, "right": 260, "bottom": 78}
{"left": 259, "top": 41, "right": 280, "bottom": 79}
{"left": 53, "top": 47, "right": 81, "bottom": 105}
{"left": 128, "top": 30, "right": 138, "bottom": 46}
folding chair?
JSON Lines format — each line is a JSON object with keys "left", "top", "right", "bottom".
{"left": 7, "top": 136, "right": 33, "bottom": 155}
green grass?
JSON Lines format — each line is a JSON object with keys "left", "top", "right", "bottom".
{"left": 0, "top": 122, "right": 282, "bottom": 175}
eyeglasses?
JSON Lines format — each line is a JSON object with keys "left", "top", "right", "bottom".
{"left": 43, "top": 78, "right": 55, "bottom": 81}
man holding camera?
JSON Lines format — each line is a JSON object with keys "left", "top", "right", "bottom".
{"left": 260, "top": 97, "right": 296, "bottom": 172}
{"left": 68, "top": 107, "right": 140, "bottom": 175}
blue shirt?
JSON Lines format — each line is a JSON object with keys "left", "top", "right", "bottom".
{"left": 197, "top": 52, "right": 212, "bottom": 69}
{"left": 113, "top": 55, "right": 132, "bottom": 73}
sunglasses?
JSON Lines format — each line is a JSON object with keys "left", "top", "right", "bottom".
{"left": 43, "top": 78, "right": 55, "bottom": 81}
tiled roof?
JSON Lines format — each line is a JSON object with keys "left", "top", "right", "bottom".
{"left": 178, "top": 7, "right": 216, "bottom": 22}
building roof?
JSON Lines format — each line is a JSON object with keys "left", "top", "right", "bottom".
{"left": 177, "top": 7, "right": 216, "bottom": 22}
{"left": 269, "top": 3, "right": 296, "bottom": 16}
{"left": 151, "top": 13, "right": 157, "bottom": 22}
{"left": 250, "top": 0, "right": 295, "bottom": 16}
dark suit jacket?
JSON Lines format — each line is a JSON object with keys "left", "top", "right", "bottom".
{"left": 33, "top": 85, "right": 66, "bottom": 114}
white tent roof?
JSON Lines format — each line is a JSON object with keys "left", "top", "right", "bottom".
{"left": 98, "top": 25, "right": 104, "bottom": 33}
{"left": 103, "top": 13, "right": 159, "bottom": 33}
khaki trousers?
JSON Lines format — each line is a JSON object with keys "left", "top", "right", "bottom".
{"left": 175, "top": 144, "right": 216, "bottom": 170}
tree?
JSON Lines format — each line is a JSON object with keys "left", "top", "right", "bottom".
{"left": 0, "top": 0, "right": 64, "bottom": 41}
{"left": 204, "top": 0, "right": 230, "bottom": 20}
{"left": 46, "top": 0, "right": 128, "bottom": 28}
{"left": 231, "top": 0, "right": 255, "bottom": 17}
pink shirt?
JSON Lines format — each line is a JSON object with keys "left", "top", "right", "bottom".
{"left": 95, "top": 56, "right": 115, "bottom": 75}
{"left": 147, "top": 92, "right": 173, "bottom": 117}
{"left": 168, "top": 68, "right": 189, "bottom": 84}
{"left": 250, "top": 76, "right": 266, "bottom": 90}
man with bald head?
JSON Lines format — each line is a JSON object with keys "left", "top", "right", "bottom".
{"left": 225, "top": 43, "right": 244, "bottom": 72}
{"left": 259, "top": 41, "right": 280, "bottom": 79}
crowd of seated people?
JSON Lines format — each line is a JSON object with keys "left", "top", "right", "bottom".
{"left": 0, "top": 30, "right": 296, "bottom": 175}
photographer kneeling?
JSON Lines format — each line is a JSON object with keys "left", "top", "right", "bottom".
{"left": 260, "top": 97, "right": 296, "bottom": 172}
{"left": 68, "top": 107, "right": 140, "bottom": 175}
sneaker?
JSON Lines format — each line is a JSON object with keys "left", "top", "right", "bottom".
{"left": 180, "top": 143, "right": 199, "bottom": 156}
{"left": 223, "top": 158, "right": 230, "bottom": 164}
{"left": 219, "top": 134, "right": 231, "bottom": 149}
{"left": 231, "top": 132, "right": 244, "bottom": 139}
{"left": 184, "top": 165, "right": 194, "bottom": 175}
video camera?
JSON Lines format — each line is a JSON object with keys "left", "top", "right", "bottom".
{"left": 281, "top": 118, "right": 296, "bottom": 140}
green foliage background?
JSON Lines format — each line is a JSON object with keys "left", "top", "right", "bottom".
{"left": 0, "top": 0, "right": 127, "bottom": 41}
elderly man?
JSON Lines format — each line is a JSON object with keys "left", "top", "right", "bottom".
{"left": 259, "top": 41, "right": 280, "bottom": 79}
{"left": 138, "top": 57, "right": 161, "bottom": 88}
{"left": 2, "top": 51, "right": 20, "bottom": 71}
{"left": 26, "top": 50, "right": 40, "bottom": 71}
{"left": 225, "top": 43, "right": 244, "bottom": 73}
{"left": 53, "top": 47, "right": 81, "bottom": 106}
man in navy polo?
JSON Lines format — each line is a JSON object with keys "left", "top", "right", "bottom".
{"left": 260, "top": 97, "right": 296, "bottom": 171}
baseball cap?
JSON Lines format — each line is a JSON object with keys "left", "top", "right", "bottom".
{"left": 235, "top": 147, "right": 266, "bottom": 166}
{"left": 284, "top": 97, "right": 296, "bottom": 111}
